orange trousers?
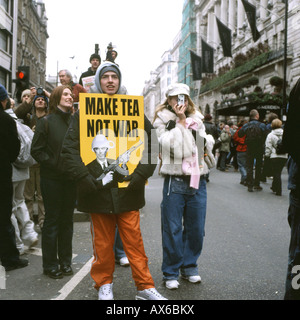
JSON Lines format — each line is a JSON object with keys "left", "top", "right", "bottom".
{"left": 89, "top": 210, "right": 155, "bottom": 291}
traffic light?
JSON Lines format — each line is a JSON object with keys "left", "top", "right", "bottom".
{"left": 13, "top": 66, "right": 30, "bottom": 103}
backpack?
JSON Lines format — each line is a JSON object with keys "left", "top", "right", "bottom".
{"left": 275, "top": 138, "right": 287, "bottom": 155}
{"left": 13, "top": 121, "right": 37, "bottom": 168}
{"left": 245, "top": 123, "right": 262, "bottom": 144}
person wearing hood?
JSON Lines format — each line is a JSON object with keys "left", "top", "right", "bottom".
{"left": 79, "top": 53, "right": 101, "bottom": 87}
{"left": 153, "top": 83, "right": 215, "bottom": 290}
{"left": 89, "top": 61, "right": 127, "bottom": 95}
{"left": 265, "top": 118, "right": 288, "bottom": 196}
{"left": 61, "top": 62, "right": 166, "bottom": 300}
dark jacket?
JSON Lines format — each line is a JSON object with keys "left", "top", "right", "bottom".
{"left": 0, "top": 108, "right": 20, "bottom": 181}
{"left": 79, "top": 67, "right": 97, "bottom": 86}
{"left": 61, "top": 111, "right": 158, "bottom": 214}
{"left": 31, "top": 108, "right": 73, "bottom": 180}
{"left": 203, "top": 121, "right": 219, "bottom": 140}
{"left": 14, "top": 100, "right": 32, "bottom": 127}
{"left": 238, "top": 119, "right": 267, "bottom": 148}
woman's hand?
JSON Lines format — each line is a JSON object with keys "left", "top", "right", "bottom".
{"left": 173, "top": 104, "right": 187, "bottom": 126}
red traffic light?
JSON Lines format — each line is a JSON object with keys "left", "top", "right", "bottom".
{"left": 16, "top": 70, "right": 26, "bottom": 80}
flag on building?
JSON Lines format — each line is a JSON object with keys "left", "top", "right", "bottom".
{"left": 216, "top": 17, "right": 232, "bottom": 57}
{"left": 201, "top": 39, "right": 214, "bottom": 73}
{"left": 241, "top": 0, "right": 261, "bottom": 42}
{"left": 190, "top": 50, "right": 202, "bottom": 80}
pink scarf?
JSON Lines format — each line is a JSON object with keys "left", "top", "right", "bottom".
{"left": 181, "top": 118, "right": 200, "bottom": 189}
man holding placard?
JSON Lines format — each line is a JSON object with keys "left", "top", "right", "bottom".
{"left": 61, "top": 62, "right": 166, "bottom": 300}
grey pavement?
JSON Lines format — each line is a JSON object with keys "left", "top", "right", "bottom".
{"left": 0, "top": 165, "right": 291, "bottom": 301}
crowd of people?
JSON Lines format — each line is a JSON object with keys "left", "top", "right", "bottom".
{"left": 209, "top": 110, "right": 288, "bottom": 197}
{"left": 0, "top": 42, "right": 299, "bottom": 300}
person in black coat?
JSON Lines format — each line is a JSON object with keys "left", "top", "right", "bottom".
{"left": 0, "top": 84, "right": 28, "bottom": 271}
{"left": 79, "top": 53, "right": 101, "bottom": 87}
{"left": 283, "top": 78, "right": 300, "bottom": 300}
{"left": 31, "top": 85, "right": 76, "bottom": 279}
{"left": 61, "top": 62, "right": 166, "bottom": 300}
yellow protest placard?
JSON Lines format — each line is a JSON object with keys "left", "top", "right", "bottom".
{"left": 79, "top": 93, "right": 144, "bottom": 187}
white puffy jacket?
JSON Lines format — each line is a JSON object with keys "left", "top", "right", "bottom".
{"left": 265, "top": 128, "right": 288, "bottom": 159}
{"left": 153, "top": 108, "right": 215, "bottom": 176}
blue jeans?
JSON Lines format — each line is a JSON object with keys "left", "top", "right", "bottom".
{"left": 284, "top": 191, "right": 300, "bottom": 300}
{"left": 40, "top": 177, "right": 76, "bottom": 270}
{"left": 114, "top": 226, "right": 126, "bottom": 260}
{"left": 237, "top": 151, "right": 247, "bottom": 183}
{"left": 161, "top": 175, "right": 207, "bottom": 280}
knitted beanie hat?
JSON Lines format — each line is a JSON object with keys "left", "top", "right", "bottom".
{"left": 0, "top": 84, "right": 8, "bottom": 102}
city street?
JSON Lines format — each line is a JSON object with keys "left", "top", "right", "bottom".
{"left": 0, "top": 165, "right": 291, "bottom": 301}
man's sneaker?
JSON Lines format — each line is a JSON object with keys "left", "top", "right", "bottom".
{"left": 165, "top": 280, "right": 179, "bottom": 290}
{"left": 118, "top": 256, "right": 130, "bottom": 267}
{"left": 98, "top": 283, "right": 114, "bottom": 300}
{"left": 254, "top": 185, "right": 263, "bottom": 191}
{"left": 136, "top": 288, "right": 168, "bottom": 300}
{"left": 182, "top": 275, "right": 201, "bottom": 283}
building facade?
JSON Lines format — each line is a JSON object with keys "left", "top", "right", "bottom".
{"left": 196, "top": 0, "right": 300, "bottom": 122}
{"left": 0, "top": 0, "right": 18, "bottom": 95}
{"left": 0, "top": 0, "right": 49, "bottom": 100}
{"left": 143, "top": 31, "right": 182, "bottom": 122}
{"left": 143, "top": 0, "right": 300, "bottom": 123}
{"left": 16, "top": 0, "right": 48, "bottom": 90}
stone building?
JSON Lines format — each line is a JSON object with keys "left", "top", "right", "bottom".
{"left": 0, "top": 0, "right": 18, "bottom": 95}
{"left": 0, "top": 0, "right": 50, "bottom": 99}
{"left": 143, "top": 31, "right": 181, "bottom": 122}
{"left": 196, "top": 0, "right": 300, "bottom": 123}
{"left": 143, "top": 0, "right": 300, "bottom": 123}
{"left": 16, "top": 0, "right": 48, "bottom": 90}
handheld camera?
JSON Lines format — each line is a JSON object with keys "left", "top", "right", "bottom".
{"left": 178, "top": 94, "right": 185, "bottom": 106}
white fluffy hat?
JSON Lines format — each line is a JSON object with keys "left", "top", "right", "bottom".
{"left": 165, "top": 83, "right": 190, "bottom": 97}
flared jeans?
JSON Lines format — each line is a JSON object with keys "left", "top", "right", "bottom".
{"left": 161, "top": 175, "right": 207, "bottom": 280}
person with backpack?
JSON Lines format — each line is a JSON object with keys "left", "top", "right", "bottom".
{"left": 265, "top": 119, "right": 288, "bottom": 196}
{"left": 238, "top": 109, "right": 267, "bottom": 192}
{"left": 0, "top": 84, "right": 29, "bottom": 271}
{"left": 4, "top": 94, "right": 38, "bottom": 255}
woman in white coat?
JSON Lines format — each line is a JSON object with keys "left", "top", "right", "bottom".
{"left": 153, "top": 83, "right": 215, "bottom": 290}
{"left": 265, "top": 118, "right": 288, "bottom": 196}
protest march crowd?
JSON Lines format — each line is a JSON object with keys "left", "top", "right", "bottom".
{"left": 0, "top": 43, "right": 299, "bottom": 300}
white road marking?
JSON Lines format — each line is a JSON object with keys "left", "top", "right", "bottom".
{"left": 51, "top": 257, "right": 93, "bottom": 300}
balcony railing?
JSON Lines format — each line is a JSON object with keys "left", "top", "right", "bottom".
{"left": 200, "top": 47, "right": 293, "bottom": 95}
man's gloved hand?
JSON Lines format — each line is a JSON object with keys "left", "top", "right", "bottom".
{"left": 77, "top": 174, "right": 98, "bottom": 195}
{"left": 102, "top": 171, "right": 114, "bottom": 186}
{"left": 123, "top": 173, "right": 146, "bottom": 191}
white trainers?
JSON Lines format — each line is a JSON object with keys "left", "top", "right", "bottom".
{"left": 136, "top": 288, "right": 168, "bottom": 300}
{"left": 29, "top": 237, "right": 38, "bottom": 248}
{"left": 165, "top": 280, "right": 179, "bottom": 290}
{"left": 182, "top": 275, "right": 201, "bottom": 283}
{"left": 98, "top": 283, "right": 114, "bottom": 300}
{"left": 118, "top": 256, "right": 130, "bottom": 267}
